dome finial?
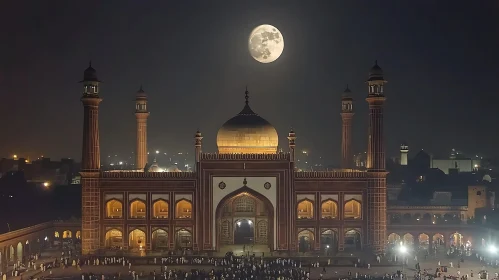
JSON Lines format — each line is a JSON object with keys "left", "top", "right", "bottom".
{"left": 89, "top": 60, "right": 92, "bottom": 67}
{"left": 245, "top": 86, "right": 249, "bottom": 105}
{"left": 139, "top": 84, "right": 143, "bottom": 91}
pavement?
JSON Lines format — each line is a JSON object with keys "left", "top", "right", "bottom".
{"left": 6, "top": 247, "right": 499, "bottom": 280}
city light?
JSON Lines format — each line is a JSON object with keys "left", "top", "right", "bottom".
{"left": 156, "top": 150, "right": 160, "bottom": 154}
{"left": 13, "top": 154, "right": 17, "bottom": 159}
{"left": 43, "top": 182, "right": 50, "bottom": 188}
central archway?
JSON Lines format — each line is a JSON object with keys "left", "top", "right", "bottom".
{"left": 216, "top": 187, "right": 274, "bottom": 252}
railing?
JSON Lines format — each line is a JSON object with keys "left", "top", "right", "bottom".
{"left": 0, "top": 220, "right": 83, "bottom": 244}
{"left": 201, "top": 153, "right": 290, "bottom": 161}
{"left": 388, "top": 205, "right": 468, "bottom": 210}
{"left": 101, "top": 172, "right": 197, "bottom": 179}
{"left": 0, "top": 221, "right": 53, "bottom": 243}
{"left": 294, "top": 171, "right": 367, "bottom": 179}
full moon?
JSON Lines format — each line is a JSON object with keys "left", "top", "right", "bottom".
{"left": 248, "top": 24, "right": 284, "bottom": 63}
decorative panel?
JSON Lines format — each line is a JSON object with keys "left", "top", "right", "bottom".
{"left": 129, "top": 194, "right": 146, "bottom": 202}
{"left": 175, "top": 194, "right": 193, "bottom": 202}
{"left": 104, "top": 194, "right": 123, "bottom": 201}
{"left": 344, "top": 194, "right": 362, "bottom": 202}
{"left": 297, "top": 194, "right": 315, "bottom": 202}
{"left": 152, "top": 194, "right": 169, "bottom": 202}
{"left": 321, "top": 194, "right": 338, "bottom": 202}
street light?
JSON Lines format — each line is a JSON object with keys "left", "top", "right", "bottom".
{"left": 399, "top": 245, "right": 407, "bottom": 275}
{"left": 489, "top": 245, "right": 497, "bottom": 254}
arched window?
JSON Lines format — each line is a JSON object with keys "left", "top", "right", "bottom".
{"left": 297, "top": 200, "right": 314, "bottom": 219}
{"left": 153, "top": 199, "right": 169, "bottom": 219}
{"left": 233, "top": 195, "right": 255, "bottom": 213}
{"left": 75, "top": 231, "right": 81, "bottom": 239}
{"left": 62, "top": 230, "right": 72, "bottom": 239}
{"left": 152, "top": 229, "right": 168, "bottom": 250}
{"left": 175, "top": 199, "right": 192, "bottom": 219}
{"left": 105, "top": 229, "right": 123, "bottom": 248}
{"left": 344, "top": 199, "right": 361, "bottom": 219}
{"left": 130, "top": 200, "right": 146, "bottom": 219}
{"left": 129, "top": 229, "right": 146, "bottom": 249}
{"left": 106, "top": 199, "right": 123, "bottom": 218}
{"left": 54, "top": 231, "right": 60, "bottom": 238}
{"left": 321, "top": 200, "right": 338, "bottom": 219}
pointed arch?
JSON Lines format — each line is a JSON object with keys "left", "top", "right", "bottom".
{"left": 388, "top": 233, "right": 401, "bottom": 244}
{"left": 16, "top": 242, "right": 23, "bottom": 261}
{"left": 418, "top": 233, "right": 430, "bottom": 245}
{"left": 297, "top": 199, "right": 314, "bottom": 219}
{"left": 152, "top": 199, "right": 169, "bottom": 219}
{"left": 151, "top": 229, "right": 168, "bottom": 250}
{"left": 403, "top": 233, "right": 414, "bottom": 245}
{"left": 175, "top": 199, "right": 192, "bottom": 219}
{"left": 175, "top": 228, "right": 192, "bottom": 249}
{"left": 130, "top": 199, "right": 146, "bottom": 218}
{"left": 62, "top": 230, "right": 72, "bottom": 239}
{"left": 106, "top": 199, "right": 123, "bottom": 218}
{"left": 75, "top": 231, "right": 81, "bottom": 239}
{"left": 129, "top": 229, "right": 146, "bottom": 249}
{"left": 344, "top": 228, "right": 362, "bottom": 250}
{"left": 321, "top": 199, "right": 338, "bottom": 219}
{"left": 344, "top": 199, "right": 361, "bottom": 219}
{"left": 298, "top": 229, "right": 315, "bottom": 252}
{"left": 215, "top": 186, "right": 275, "bottom": 251}
{"left": 105, "top": 228, "right": 123, "bottom": 248}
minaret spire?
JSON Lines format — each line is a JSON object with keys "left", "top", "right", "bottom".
{"left": 80, "top": 62, "right": 102, "bottom": 255}
{"left": 135, "top": 85, "right": 150, "bottom": 171}
{"left": 340, "top": 85, "right": 354, "bottom": 169}
{"left": 365, "top": 60, "right": 388, "bottom": 255}
{"left": 245, "top": 86, "right": 249, "bottom": 105}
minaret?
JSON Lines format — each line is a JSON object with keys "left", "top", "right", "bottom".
{"left": 400, "top": 143, "right": 409, "bottom": 166}
{"left": 287, "top": 129, "right": 296, "bottom": 163}
{"left": 341, "top": 85, "right": 354, "bottom": 169}
{"left": 80, "top": 62, "right": 102, "bottom": 255}
{"left": 365, "top": 60, "right": 388, "bottom": 254}
{"left": 195, "top": 130, "right": 203, "bottom": 164}
{"left": 135, "top": 86, "right": 150, "bottom": 170}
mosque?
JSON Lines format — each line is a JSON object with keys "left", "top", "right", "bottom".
{"left": 79, "top": 61, "right": 388, "bottom": 256}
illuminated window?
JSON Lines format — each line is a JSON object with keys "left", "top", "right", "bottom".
{"left": 129, "top": 229, "right": 146, "bottom": 249}
{"left": 153, "top": 199, "right": 169, "bottom": 219}
{"left": 321, "top": 200, "right": 338, "bottom": 219}
{"left": 105, "top": 229, "right": 123, "bottom": 248}
{"left": 175, "top": 199, "right": 192, "bottom": 219}
{"left": 54, "top": 231, "right": 60, "bottom": 238}
{"left": 62, "top": 230, "right": 72, "bottom": 239}
{"left": 344, "top": 199, "right": 361, "bottom": 219}
{"left": 297, "top": 200, "right": 314, "bottom": 219}
{"left": 75, "top": 231, "right": 81, "bottom": 239}
{"left": 106, "top": 199, "right": 123, "bottom": 218}
{"left": 130, "top": 200, "right": 146, "bottom": 219}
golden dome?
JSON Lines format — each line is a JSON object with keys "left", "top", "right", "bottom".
{"left": 217, "top": 90, "right": 278, "bottom": 154}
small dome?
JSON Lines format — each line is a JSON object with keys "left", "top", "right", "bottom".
{"left": 342, "top": 85, "right": 353, "bottom": 101}
{"left": 368, "top": 60, "right": 384, "bottom": 81}
{"left": 136, "top": 85, "right": 147, "bottom": 99}
{"left": 217, "top": 89, "right": 278, "bottom": 154}
{"left": 82, "top": 61, "right": 100, "bottom": 82}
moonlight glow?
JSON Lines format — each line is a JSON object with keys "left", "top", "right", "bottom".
{"left": 248, "top": 24, "right": 284, "bottom": 63}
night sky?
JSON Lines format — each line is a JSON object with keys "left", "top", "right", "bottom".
{"left": 1, "top": 1, "right": 499, "bottom": 165}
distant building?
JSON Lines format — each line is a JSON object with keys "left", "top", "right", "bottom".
{"left": 0, "top": 157, "right": 78, "bottom": 185}
{"left": 431, "top": 157, "right": 481, "bottom": 175}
